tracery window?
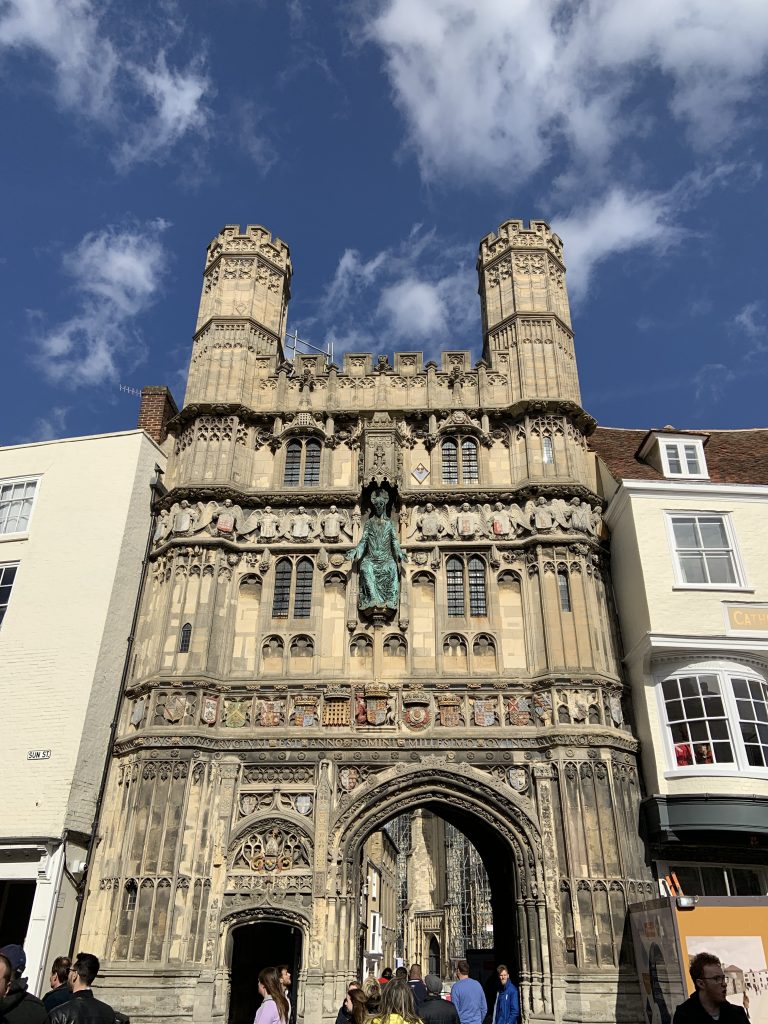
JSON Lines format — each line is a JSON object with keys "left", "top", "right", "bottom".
{"left": 179, "top": 622, "right": 192, "bottom": 653}
{"left": 272, "top": 557, "right": 314, "bottom": 618}
{"left": 557, "top": 569, "right": 572, "bottom": 612}
{"left": 283, "top": 438, "right": 322, "bottom": 487}
{"left": 446, "top": 555, "right": 487, "bottom": 616}
{"left": 441, "top": 437, "right": 479, "bottom": 485}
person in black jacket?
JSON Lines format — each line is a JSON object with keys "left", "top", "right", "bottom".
{"left": 43, "top": 957, "right": 73, "bottom": 1013}
{"left": 421, "top": 975, "right": 459, "bottom": 1024}
{"left": 673, "top": 953, "right": 749, "bottom": 1024}
{"left": 0, "top": 946, "right": 48, "bottom": 1024}
{"left": 408, "top": 964, "right": 428, "bottom": 1012}
{"left": 49, "top": 953, "right": 115, "bottom": 1024}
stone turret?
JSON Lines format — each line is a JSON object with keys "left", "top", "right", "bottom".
{"left": 477, "top": 219, "right": 580, "bottom": 404}
{"left": 184, "top": 224, "right": 292, "bottom": 406}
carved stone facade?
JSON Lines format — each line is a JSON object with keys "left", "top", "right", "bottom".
{"left": 78, "top": 220, "right": 650, "bottom": 1024}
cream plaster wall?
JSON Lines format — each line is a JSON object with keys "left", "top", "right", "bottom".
{"left": 606, "top": 483, "right": 768, "bottom": 798}
{"left": 0, "top": 430, "right": 165, "bottom": 838}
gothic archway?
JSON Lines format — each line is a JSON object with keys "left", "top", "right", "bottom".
{"left": 329, "top": 762, "right": 553, "bottom": 1017}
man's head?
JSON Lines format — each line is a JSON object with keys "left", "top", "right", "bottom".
{"left": 70, "top": 953, "right": 100, "bottom": 990}
{"left": 0, "top": 945, "right": 25, "bottom": 979}
{"left": 395, "top": 966, "right": 408, "bottom": 980}
{"left": 497, "top": 964, "right": 509, "bottom": 986}
{"left": 277, "top": 965, "right": 291, "bottom": 988}
{"left": 0, "top": 955, "right": 12, "bottom": 998}
{"left": 690, "top": 953, "right": 727, "bottom": 1005}
{"left": 409, "top": 964, "right": 422, "bottom": 981}
{"left": 456, "top": 960, "right": 470, "bottom": 978}
{"left": 51, "top": 956, "right": 71, "bottom": 989}
{"left": 381, "top": 967, "right": 392, "bottom": 980}
{"left": 425, "top": 975, "right": 442, "bottom": 997}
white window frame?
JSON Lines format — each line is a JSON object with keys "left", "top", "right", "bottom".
{"left": 0, "top": 476, "right": 40, "bottom": 539}
{"left": 370, "top": 910, "right": 382, "bottom": 953}
{"left": 0, "top": 561, "right": 19, "bottom": 628}
{"left": 665, "top": 511, "right": 746, "bottom": 590}
{"left": 659, "top": 438, "right": 708, "bottom": 479}
{"left": 656, "top": 660, "right": 768, "bottom": 777}
{"left": 369, "top": 869, "right": 378, "bottom": 900}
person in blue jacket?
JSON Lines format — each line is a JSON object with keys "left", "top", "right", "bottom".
{"left": 492, "top": 965, "right": 520, "bottom": 1024}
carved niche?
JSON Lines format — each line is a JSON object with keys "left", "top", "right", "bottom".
{"left": 231, "top": 820, "right": 312, "bottom": 873}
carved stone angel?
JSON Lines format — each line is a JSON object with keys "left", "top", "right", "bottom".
{"left": 484, "top": 501, "right": 532, "bottom": 538}
{"left": 453, "top": 502, "right": 486, "bottom": 539}
{"left": 408, "top": 503, "right": 454, "bottom": 541}
{"left": 319, "top": 505, "right": 352, "bottom": 542}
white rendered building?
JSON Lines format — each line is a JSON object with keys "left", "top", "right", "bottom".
{"left": 0, "top": 426, "right": 167, "bottom": 994}
{"left": 592, "top": 427, "right": 768, "bottom": 895}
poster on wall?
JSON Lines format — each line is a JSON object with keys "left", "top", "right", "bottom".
{"left": 674, "top": 901, "right": 768, "bottom": 1024}
{"left": 629, "top": 899, "right": 687, "bottom": 1024}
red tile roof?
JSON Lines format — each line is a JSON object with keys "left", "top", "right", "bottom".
{"left": 590, "top": 426, "right": 768, "bottom": 486}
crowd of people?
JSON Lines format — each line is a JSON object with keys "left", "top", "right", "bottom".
{"left": 0, "top": 946, "right": 118, "bottom": 1024}
{"left": 0, "top": 944, "right": 747, "bottom": 1024}
{"left": 332, "top": 960, "right": 519, "bottom": 1024}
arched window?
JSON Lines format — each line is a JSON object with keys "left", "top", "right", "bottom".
{"left": 273, "top": 559, "right": 292, "bottom": 617}
{"left": 179, "top": 622, "right": 192, "bottom": 653}
{"left": 441, "top": 437, "right": 479, "bottom": 484}
{"left": 272, "top": 558, "right": 313, "bottom": 618}
{"left": 447, "top": 555, "right": 487, "bottom": 617}
{"left": 468, "top": 555, "right": 487, "bottom": 615}
{"left": 446, "top": 556, "right": 465, "bottom": 615}
{"left": 283, "top": 438, "right": 322, "bottom": 487}
{"left": 542, "top": 435, "right": 554, "bottom": 464}
{"left": 557, "top": 569, "right": 572, "bottom": 612}
{"left": 294, "top": 558, "right": 313, "bottom": 617}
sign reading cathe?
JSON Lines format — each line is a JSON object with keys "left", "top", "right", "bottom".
{"left": 725, "top": 603, "right": 768, "bottom": 633}
{"left": 27, "top": 749, "right": 51, "bottom": 761}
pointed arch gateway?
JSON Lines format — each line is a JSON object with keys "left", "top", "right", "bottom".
{"left": 328, "top": 762, "right": 554, "bottom": 1018}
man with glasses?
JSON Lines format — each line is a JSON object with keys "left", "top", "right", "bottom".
{"left": 673, "top": 953, "right": 749, "bottom": 1024}
{"left": 49, "top": 953, "right": 115, "bottom": 1024}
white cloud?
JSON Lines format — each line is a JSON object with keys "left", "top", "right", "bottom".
{"left": 693, "top": 363, "right": 735, "bottom": 404}
{"left": 19, "top": 405, "right": 70, "bottom": 443}
{"left": 732, "top": 301, "right": 767, "bottom": 342}
{"left": 0, "top": 0, "right": 210, "bottom": 165}
{"left": 364, "top": 0, "right": 768, "bottom": 188}
{"left": 293, "top": 226, "right": 478, "bottom": 358}
{"left": 552, "top": 188, "right": 681, "bottom": 302}
{"left": 33, "top": 220, "right": 170, "bottom": 388}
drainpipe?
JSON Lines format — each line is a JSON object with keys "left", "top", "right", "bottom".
{"left": 68, "top": 463, "right": 166, "bottom": 952}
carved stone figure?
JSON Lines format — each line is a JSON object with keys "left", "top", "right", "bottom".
{"left": 346, "top": 488, "right": 406, "bottom": 613}
{"left": 409, "top": 503, "right": 453, "bottom": 541}
{"left": 569, "top": 498, "right": 592, "bottom": 535}
{"left": 259, "top": 506, "right": 281, "bottom": 541}
{"left": 320, "top": 505, "right": 351, "bottom": 541}
{"left": 290, "top": 506, "right": 314, "bottom": 540}
{"left": 455, "top": 502, "right": 485, "bottom": 539}
{"left": 533, "top": 497, "right": 554, "bottom": 532}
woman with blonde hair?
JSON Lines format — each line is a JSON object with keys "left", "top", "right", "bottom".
{"left": 363, "top": 976, "right": 382, "bottom": 1015}
{"left": 254, "top": 966, "right": 289, "bottom": 1024}
{"left": 370, "top": 978, "right": 422, "bottom": 1024}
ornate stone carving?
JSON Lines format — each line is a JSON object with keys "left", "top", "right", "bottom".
{"left": 231, "top": 822, "right": 312, "bottom": 872}
{"left": 346, "top": 488, "right": 405, "bottom": 615}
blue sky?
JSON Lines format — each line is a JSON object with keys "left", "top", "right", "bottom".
{"left": 2, "top": 0, "right": 768, "bottom": 443}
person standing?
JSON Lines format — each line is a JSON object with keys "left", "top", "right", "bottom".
{"left": 408, "top": 965, "right": 428, "bottom": 1012}
{"left": 451, "top": 961, "right": 487, "bottom": 1024}
{"left": 254, "top": 967, "right": 289, "bottom": 1024}
{"left": 421, "top": 975, "right": 459, "bottom": 1024}
{"left": 491, "top": 966, "right": 519, "bottom": 1024}
{"left": 673, "top": 954, "right": 748, "bottom": 1024}
{"left": 0, "top": 946, "right": 48, "bottom": 1024}
{"left": 277, "top": 965, "right": 292, "bottom": 1020}
{"left": 43, "top": 957, "right": 72, "bottom": 1013}
{"left": 368, "top": 978, "right": 421, "bottom": 1024}
{"left": 49, "top": 953, "right": 115, "bottom": 1024}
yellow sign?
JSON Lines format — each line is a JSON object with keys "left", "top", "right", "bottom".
{"left": 727, "top": 604, "right": 768, "bottom": 631}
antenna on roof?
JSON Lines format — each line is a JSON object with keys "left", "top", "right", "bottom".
{"left": 119, "top": 385, "right": 142, "bottom": 397}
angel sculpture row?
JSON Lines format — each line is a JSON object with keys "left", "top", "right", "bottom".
{"left": 407, "top": 497, "right": 601, "bottom": 541}
{"left": 154, "top": 500, "right": 355, "bottom": 545}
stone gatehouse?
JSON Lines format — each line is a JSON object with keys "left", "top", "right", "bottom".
{"left": 78, "top": 219, "right": 651, "bottom": 1023}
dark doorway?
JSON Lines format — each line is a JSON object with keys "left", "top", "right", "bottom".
{"left": 0, "top": 881, "right": 35, "bottom": 946}
{"left": 428, "top": 936, "right": 440, "bottom": 976}
{"left": 229, "top": 921, "right": 301, "bottom": 1024}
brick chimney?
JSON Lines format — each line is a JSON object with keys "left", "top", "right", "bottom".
{"left": 137, "top": 386, "right": 178, "bottom": 445}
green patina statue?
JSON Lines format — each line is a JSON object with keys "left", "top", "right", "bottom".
{"left": 345, "top": 488, "right": 406, "bottom": 612}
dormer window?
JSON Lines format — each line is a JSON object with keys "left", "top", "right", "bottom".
{"left": 661, "top": 440, "right": 705, "bottom": 478}
{"left": 637, "top": 432, "right": 708, "bottom": 480}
